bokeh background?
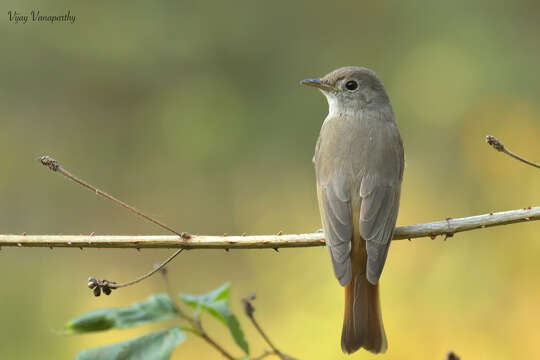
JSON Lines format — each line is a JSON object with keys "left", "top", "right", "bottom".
{"left": 1, "top": 1, "right": 539, "bottom": 359}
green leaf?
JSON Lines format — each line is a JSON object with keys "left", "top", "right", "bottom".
{"left": 180, "top": 282, "right": 231, "bottom": 309}
{"left": 75, "top": 327, "right": 185, "bottom": 360}
{"left": 66, "top": 294, "right": 179, "bottom": 334}
{"left": 180, "top": 282, "right": 249, "bottom": 355}
{"left": 225, "top": 314, "right": 249, "bottom": 355}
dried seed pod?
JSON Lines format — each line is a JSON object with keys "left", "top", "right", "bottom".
{"left": 88, "top": 277, "right": 97, "bottom": 289}
{"left": 93, "top": 286, "right": 101, "bottom": 297}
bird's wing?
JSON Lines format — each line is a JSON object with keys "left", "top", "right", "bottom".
{"left": 359, "top": 173, "right": 401, "bottom": 285}
{"left": 317, "top": 176, "right": 353, "bottom": 286}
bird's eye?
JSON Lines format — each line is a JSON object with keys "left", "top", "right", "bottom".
{"left": 345, "top": 80, "right": 358, "bottom": 91}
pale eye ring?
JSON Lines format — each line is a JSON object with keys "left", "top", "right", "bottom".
{"left": 345, "top": 80, "right": 358, "bottom": 91}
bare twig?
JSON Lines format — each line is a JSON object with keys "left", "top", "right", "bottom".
{"left": 243, "top": 293, "right": 298, "bottom": 360}
{"left": 86, "top": 249, "right": 184, "bottom": 296}
{"left": 39, "top": 156, "right": 190, "bottom": 238}
{"left": 40, "top": 155, "right": 190, "bottom": 294}
{"left": 486, "top": 135, "right": 540, "bottom": 169}
{"left": 2, "top": 207, "right": 538, "bottom": 249}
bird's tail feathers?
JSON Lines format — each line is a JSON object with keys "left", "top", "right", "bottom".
{"left": 341, "top": 267, "right": 387, "bottom": 354}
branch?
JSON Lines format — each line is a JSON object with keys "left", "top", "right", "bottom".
{"left": 28, "top": 153, "right": 540, "bottom": 298}
{"left": 86, "top": 249, "right": 184, "bottom": 296}
{"left": 39, "top": 156, "right": 190, "bottom": 238}
{"left": 39, "top": 155, "right": 188, "bottom": 294}
{"left": 243, "top": 293, "right": 298, "bottom": 360}
{"left": 486, "top": 135, "right": 540, "bottom": 169}
{"left": 1, "top": 207, "right": 538, "bottom": 249}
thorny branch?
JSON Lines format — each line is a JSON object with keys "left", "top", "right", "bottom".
{"left": 2, "top": 207, "right": 538, "bottom": 250}
{"left": 3, "top": 153, "right": 530, "bottom": 298}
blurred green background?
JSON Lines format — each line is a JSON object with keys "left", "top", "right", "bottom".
{"left": 1, "top": 0, "right": 539, "bottom": 359}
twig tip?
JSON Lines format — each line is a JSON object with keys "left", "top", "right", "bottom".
{"left": 242, "top": 292, "right": 256, "bottom": 317}
{"left": 39, "top": 155, "right": 60, "bottom": 171}
{"left": 486, "top": 135, "right": 505, "bottom": 152}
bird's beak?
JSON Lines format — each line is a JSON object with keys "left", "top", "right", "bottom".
{"left": 300, "top": 78, "right": 339, "bottom": 92}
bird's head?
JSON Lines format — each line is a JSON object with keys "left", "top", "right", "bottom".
{"left": 301, "top": 66, "right": 389, "bottom": 114}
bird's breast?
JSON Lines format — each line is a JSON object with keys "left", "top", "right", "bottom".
{"left": 315, "top": 114, "right": 370, "bottom": 185}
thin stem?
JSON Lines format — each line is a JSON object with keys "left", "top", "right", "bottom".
{"left": 39, "top": 156, "right": 190, "bottom": 238}
{"left": 250, "top": 316, "right": 283, "bottom": 357}
{"left": 108, "top": 249, "right": 184, "bottom": 289}
{"left": 86, "top": 249, "right": 184, "bottom": 296}
{"left": 196, "top": 327, "right": 236, "bottom": 360}
{"left": 243, "top": 295, "right": 298, "bottom": 360}
{"left": 486, "top": 135, "right": 540, "bottom": 169}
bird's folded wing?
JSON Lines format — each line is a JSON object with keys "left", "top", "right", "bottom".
{"left": 318, "top": 177, "right": 353, "bottom": 286}
{"left": 359, "top": 174, "right": 401, "bottom": 285}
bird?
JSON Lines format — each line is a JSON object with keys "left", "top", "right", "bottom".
{"left": 301, "top": 66, "right": 404, "bottom": 354}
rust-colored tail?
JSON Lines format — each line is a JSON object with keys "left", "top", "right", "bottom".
{"left": 341, "top": 252, "right": 388, "bottom": 354}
